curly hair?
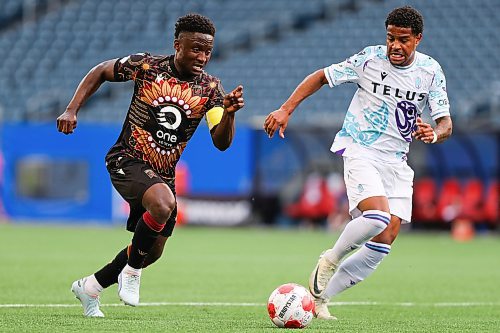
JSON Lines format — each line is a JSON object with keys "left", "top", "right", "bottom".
{"left": 385, "top": 6, "right": 424, "bottom": 35}
{"left": 174, "top": 13, "right": 216, "bottom": 39}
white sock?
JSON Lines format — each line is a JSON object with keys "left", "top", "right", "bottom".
{"left": 123, "top": 264, "right": 142, "bottom": 276}
{"left": 84, "top": 274, "right": 103, "bottom": 296}
{"left": 323, "top": 241, "right": 391, "bottom": 299}
{"left": 323, "top": 210, "right": 390, "bottom": 264}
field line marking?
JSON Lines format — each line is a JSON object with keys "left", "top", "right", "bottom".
{"left": 1, "top": 301, "right": 500, "bottom": 308}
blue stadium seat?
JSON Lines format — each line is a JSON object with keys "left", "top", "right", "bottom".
{"left": 0, "top": 0, "right": 498, "bottom": 123}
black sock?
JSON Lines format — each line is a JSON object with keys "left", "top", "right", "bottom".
{"left": 128, "top": 217, "right": 161, "bottom": 269}
{"left": 94, "top": 247, "right": 128, "bottom": 288}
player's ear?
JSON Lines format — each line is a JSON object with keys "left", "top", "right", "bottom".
{"left": 173, "top": 39, "right": 180, "bottom": 52}
{"left": 414, "top": 33, "right": 422, "bottom": 47}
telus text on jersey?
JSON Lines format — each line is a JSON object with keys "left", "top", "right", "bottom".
{"left": 371, "top": 82, "right": 426, "bottom": 101}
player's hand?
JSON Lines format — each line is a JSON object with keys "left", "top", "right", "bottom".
{"left": 264, "top": 109, "right": 289, "bottom": 139}
{"left": 223, "top": 85, "right": 244, "bottom": 113}
{"left": 412, "top": 117, "right": 435, "bottom": 143}
{"left": 57, "top": 110, "right": 78, "bottom": 135}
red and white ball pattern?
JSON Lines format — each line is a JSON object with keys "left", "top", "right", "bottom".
{"left": 267, "top": 283, "right": 315, "bottom": 329}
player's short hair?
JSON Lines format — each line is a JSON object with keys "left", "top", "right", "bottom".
{"left": 174, "top": 13, "right": 216, "bottom": 39}
{"left": 385, "top": 6, "right": 424, "bottom": 35}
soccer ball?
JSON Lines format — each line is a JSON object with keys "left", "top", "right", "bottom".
{"left": 267, "top": 283, "right": 315, "bottom": 329}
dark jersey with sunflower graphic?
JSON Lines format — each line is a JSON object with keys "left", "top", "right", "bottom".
{"left": 106, "top": 53, "right": 226, "bottom": 181}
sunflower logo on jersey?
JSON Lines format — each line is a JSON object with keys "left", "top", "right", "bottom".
{"left": 139, "top": 77, "right": 209, "bottom": 119}
{"left": 132, "top": 77, "right": 209, "bottom": 175}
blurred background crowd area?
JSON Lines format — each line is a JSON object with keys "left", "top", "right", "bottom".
{"left": 0, "top": 0, "right": 498, "bottom": 234}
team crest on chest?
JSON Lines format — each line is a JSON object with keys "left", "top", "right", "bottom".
{"left": 395, "top": 101, "right": 419, "bottom": 142}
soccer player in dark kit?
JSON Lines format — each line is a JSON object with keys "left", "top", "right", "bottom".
{"left": 57, "top": 14, "right": 244, "bottom": 317}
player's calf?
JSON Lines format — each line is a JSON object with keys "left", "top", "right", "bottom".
{"left": 309, "top": 210, "right": 390, "bottom": 297}
{"left": 323, "top": 241, "right": 391, "bottom": 300}
{"left": 122, "top": 212, "right": 166, "bottom": 306}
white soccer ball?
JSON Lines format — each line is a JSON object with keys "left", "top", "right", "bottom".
{"left": 267, "top": 283, "right": 315, "bottom": 329}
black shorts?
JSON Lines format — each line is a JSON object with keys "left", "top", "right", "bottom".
{"left": 106, "top": 154, "right": 177, "bottom": 237}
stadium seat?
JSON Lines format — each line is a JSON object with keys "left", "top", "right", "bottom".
{"left": 285, "top": 173, "right": 335, "bottom": 223}
{"left": 458, "top": 179, "right": 484, "bottom": 223}
{"left": 413, "top": 178, "right": 439, "bottom": 223}
{"left": 436, "top": 178, "right": 462, "bottom": 223}
{"left": 0, "top": 0, "right": 498, "bottom": 122}
{"left": 484, "top": 180, "right": 499, "bottom": 226}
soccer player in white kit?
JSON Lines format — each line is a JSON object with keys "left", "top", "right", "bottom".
{"left": 263, "top": 6, "right": 453, "bottom": 319}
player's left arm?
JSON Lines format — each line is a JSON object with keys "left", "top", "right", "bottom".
{"left": 209, "top": 85, "right": 244, "bottom": 151}
{"left": 413, "top": 116, "right": 452, "bottom": 144}
{"left": 414, "top": 63, "right": 452, "bottom": 144}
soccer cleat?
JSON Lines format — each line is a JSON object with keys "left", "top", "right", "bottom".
{"left": 118, "top": 267, "right": 142, "bottom": 306}
{"left": 314, "top": 297, "right": 337, "bottom": 320}
{"left": 71, "top": 278, "right": 104, "bottom": 317}
{"left": 309, "top": 253, "right": 337, "bottom": 298}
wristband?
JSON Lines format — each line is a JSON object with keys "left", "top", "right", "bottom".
{"left": 431, "top": 131, "right": 438, "bottom": 144}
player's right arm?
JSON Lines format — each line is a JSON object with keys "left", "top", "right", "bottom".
{"left": 263, "top": 69, "right": 328, "bottom": 139}
{"left": 264, "top": 47, "right": 370, "bottom": 139}
{"left": 57, "top": 59, "right": 118, "bottom": 135}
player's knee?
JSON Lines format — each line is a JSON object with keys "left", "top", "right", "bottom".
{"left": 148, "top": 196, "right": 176, "bottom": 223}
{"left": 143, "top": 184, "right": 176, "bottom": 223}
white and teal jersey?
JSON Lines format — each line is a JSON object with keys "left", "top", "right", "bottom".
{"left": 325, "top": 45, "right": 450, "bottom": 162}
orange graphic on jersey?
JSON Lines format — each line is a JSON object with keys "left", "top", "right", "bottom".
{"left": 139, "top": 77, "right": 208, "bottom": 119}
{"left": 132, "top": 126, "right": 187, "bottom": 174}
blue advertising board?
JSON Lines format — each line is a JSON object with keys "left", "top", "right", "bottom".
{"left": 0, "top": 123, "right": 254, "bottom": 222}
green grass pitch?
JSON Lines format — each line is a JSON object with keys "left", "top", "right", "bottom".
{"left": 0, "top": 223, "right": 499, "bottom": 332}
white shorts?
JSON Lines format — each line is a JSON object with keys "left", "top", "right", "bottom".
{"left": 343, "top": 156, "right": 414, "bottom": 223}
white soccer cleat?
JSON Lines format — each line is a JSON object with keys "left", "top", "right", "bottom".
{"left": 314, "top": 297, "right": 337, "bottom": 320}
{"left": 71, "top": 278, "right": 104, "bottom": 317}
{"left": 309, "top": 252, "right": 337, "bottom": 298}
{"left": 118, "top": 267, "right": 142, "bottom": 307}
